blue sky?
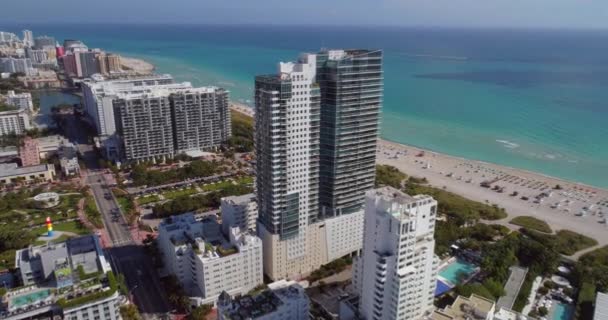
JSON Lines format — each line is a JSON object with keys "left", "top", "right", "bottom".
{"left": 2, "top": 0, "right": 607, "bottom": 29}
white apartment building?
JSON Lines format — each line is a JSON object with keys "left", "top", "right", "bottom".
{"left": 62, "top": 291, "right": 122, "bottom": 320}
{"left": 0, "top": 107, "right": 31, "bottom": 136}
{"left": 217, "top": 280, "right": 310, "bottom": 320}
{"left": 81, "top": 75, "right": 230, "bottom": 162}
{"left": 22, "top": 30, "right": 34, "bottom": 47}
{"left": 354, "top": 187, "right": 439, "bottom": 320}
{"left": 157, "top": 213, "right": 263, "bottom": 306}
{"left": 221, "top": 193, "right": 258, "bottom": 235}
{"left": 81, "top": 74, "right": 176, "bottom": 137}
{"left": 6, "top": 90, "right": 34, "bottom": 112}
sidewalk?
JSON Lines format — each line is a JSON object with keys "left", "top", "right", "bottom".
{"left": 76, "top": 197, "right": 111, "bottom": 248}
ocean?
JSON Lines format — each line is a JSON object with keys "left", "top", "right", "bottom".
{"left": 3, "top": 24, "right": 607, "bottom": 188}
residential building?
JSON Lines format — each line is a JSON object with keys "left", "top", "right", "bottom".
{"left": 0, "top": 163, "right": 55, "bottom": 184}
{"left": 25, "top": 47, "right": 49, "bottom": 63}
{"left": 3, "top": 235, "right": 122, "bottom": 320}
{"left": 0, "top": 107, "right": 31, "bottom": 136}
{"left": 63, "top": 39, "right": 88, "bottom": 51}
{"left": 157, "top": 213, "right": 263, "bottom": 306}
{"left": 18, "top": 136, "right": 40, "bottom": 166}
{"left": 0, "top": 32, "right": 19, "bottom": 44}
{"left": 432, "top": 294, "right": 496, "bottom": 320}
{"left": 95, "top": 53, "right": 122, "bottom": 75}
{"left": 254, "top": 50, "right": 381, "bottom": 281}
{"left": 22, "top": 30, "right": 34, "bottom": 47}
{"left": 221, "top": 193, "right": 258, "bottom": 235}
{"left": 58, "top": 141, "right": 80, "bottom": 176}
{"left": 80, "top": 50, "right": 102, "bottom": 78}
{"left": 106, "top": 54, "right": 121, "bottom": 72}
{"left": 81, "top": 74, "right": 180, "bottom": 160}
{"left": 113, "top": 90, "right": 175, "bottom": 162}
{"left": 82, "top": 75, "right": 230, "bottom": 162}
{"left": 353, "top": 187, "right": 439, "bottom": 320}
{"left": 170, "top": 87, "right": 231, "bottom": 153}
{"left": 81, "top": 74, "right": 175, "bottom": 136}
{"left": 5, "top": 90, "right": 34, "bottom": 112}
{"left": 0, "top": 57, "right": 35, "bottom": 76}
{"left": 316, "top": 49, "right": 383, "bottom": 218}
{"left": 33, "top": 36, "right": 56, "bottom": 49}
{"left": 595, "top": 292, "right": 608, "bottom": 320}
{"left": 217, "top": 280, "right": 309, "bottom": 320}
{"left": 255, "top": 53, "right": 323, "bottom": 280}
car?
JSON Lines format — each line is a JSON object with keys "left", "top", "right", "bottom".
{"left": 104, "top": 193, "right": 112, "bottom": 200}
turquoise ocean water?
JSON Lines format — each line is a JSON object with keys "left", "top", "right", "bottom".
{"left": 3, "top": 24, "right": 607, "bottom": 188}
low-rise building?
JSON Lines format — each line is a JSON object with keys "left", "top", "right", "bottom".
{"left": 595, "top": 292, "right": 608, "bottom": 320}
{"left": 157, "top": 213, "right": 263, "bottom": 306}
{"left": 217, "top": 280, "right": 310, "bottom": 320}
{"left": 432, "top": 294, "right": 496, "bottom": 320}
{"left": 0, "top": 162, "right": 55, "bottom": 185}
{"left": 221, "top": 193, "right": 258, "bottom": 235}
{"left": 58, "top": 141, "right": 80, "bottom": 176}
{"left": 5, "top": 91, "right": 33, "bottom": 113}
{"left": 2, "top": 235, "right": 122, "bottom": 320}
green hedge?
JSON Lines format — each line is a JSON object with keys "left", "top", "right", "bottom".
{"left": 511, "top": 216, "right": 552, "bottom": 233}
{"left": 57, "top": 271, "right": 118, "bottom": 309}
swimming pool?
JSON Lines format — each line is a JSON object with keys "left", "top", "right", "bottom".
{"left": 10, "top": 289, "right": 51, "bottom": 308}
{"left": 552, "top": 302, "right": 573, "bottom": 320}
{"left": 435, "top": 280, "right": 453, "bottom": 296}
{"left": 439, "top": 259, "right": 477, "bottom": 284}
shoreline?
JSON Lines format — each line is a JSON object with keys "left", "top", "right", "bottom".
{"left": 229, "top": 104, "right": 608, "bottom": 248}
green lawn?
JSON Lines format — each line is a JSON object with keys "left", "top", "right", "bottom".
{"left": 510, "top": 216, "right": 552, "bottom": 233}
{"left": 31, "top": 220, "right": 91, "bottom": 236}
{"left": 162, "top": 188, "right": 197, "bottom": 200}
{"left": 521, "top": 228, "right": 598, "bottom": 256}
{"left": 84, "top": 195, "right": 103, "bottom": 228}
{"left": 0, "top": 249, "right": 16, "bottom": 269}
{"left": 201, "top": 176, "right": 253, "bottom": 192}
{"left": 137, "top": 195, "right": 161, "bottom": 205}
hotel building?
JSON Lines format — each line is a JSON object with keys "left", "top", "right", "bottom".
{"left": 353, "top": 187, "right": 439, "bottom": 320}
{"left": 156, "top": 213, "right": 263, "bottom": 306}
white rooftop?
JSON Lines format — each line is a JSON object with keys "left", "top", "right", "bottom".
{"left": 595, "top": 292, "right": 608, "bottom": 320}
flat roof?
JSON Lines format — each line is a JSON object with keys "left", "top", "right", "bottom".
{"left": 595, "top": 292, "right": 608, "bottom": 320}
{"left": 0, "top": 163, "right": 52, "bottom": 178}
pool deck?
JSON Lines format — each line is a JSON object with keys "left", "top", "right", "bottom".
{"left": 497, "top": 266, "right": 528, "bottom": 310}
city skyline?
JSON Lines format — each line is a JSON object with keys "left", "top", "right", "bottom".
{"left": 1, "top": 0, "right": 607, "bottom": 30}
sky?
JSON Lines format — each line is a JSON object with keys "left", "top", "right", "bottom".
{"left": 2, "top": 0, "right": 607, "bottom": 29}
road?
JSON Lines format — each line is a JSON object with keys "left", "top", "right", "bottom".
{"left": 61, "top": 113, "right": 171, "bottom": 318}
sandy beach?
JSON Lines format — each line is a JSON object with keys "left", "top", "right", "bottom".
{"left": 120, "top": 56, "right": 155, "bottom": 74}
{"left": 229, "top": 104, "right": 608, "bottom": 254}
{"left": 377, "top": 140, "right": 608, "bottom": 253}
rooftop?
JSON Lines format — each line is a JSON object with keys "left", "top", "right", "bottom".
{"left": 222, "top": 193, "right": 256, "bottom": 206}
{"left": 219, "top": 281, "right": 307, "bottom": 320}
{"left": 0, "top": 163, "right": 53, "bottom": 178}
{"left": 160, "top": 213, "right": 256, "bottom": 259}
{"left": 432, "top": 294, "right": 496, "bottom": 320}
{"left": 595, "top": 292, "right": 608, "bottom": 320}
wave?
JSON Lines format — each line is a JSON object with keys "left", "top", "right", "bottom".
{"left": 496, "top": 139, "right": 520, "bottom": 149}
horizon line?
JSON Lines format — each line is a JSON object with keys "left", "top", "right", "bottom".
{"left": 1, "top": 21, "right": 608, "bottom": 32}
